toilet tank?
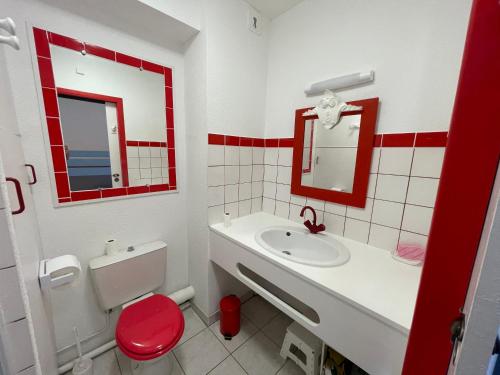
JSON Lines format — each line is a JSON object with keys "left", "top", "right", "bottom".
{"left": 89, "top": 241, "right": 167, "bottom": 310}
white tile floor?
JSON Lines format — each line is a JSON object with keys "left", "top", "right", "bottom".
{"left": 85, "top": 296, "right": 305, "bottom": 375}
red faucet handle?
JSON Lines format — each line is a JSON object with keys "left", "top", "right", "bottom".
{"left": 316, "top": 224, "right": 326, "bottom": 233}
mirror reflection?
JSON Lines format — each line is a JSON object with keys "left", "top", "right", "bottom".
{"left": 51, "top": 44, "right": 168, "bottom": 191}
{"left": 301, "top": 114, "right": 361, "bottom": 193}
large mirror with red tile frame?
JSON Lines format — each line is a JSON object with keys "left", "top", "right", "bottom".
{"left": 291, "top": 98, "right": 379, "bottom": 208}
{"left": 33, "top": 28, "right": 176, "bottom": 204}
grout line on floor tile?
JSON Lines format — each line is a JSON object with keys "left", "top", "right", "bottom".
{"left": 230, "top": 353, "right": 250, "bottom": 375}
{"left": 209, "top": 319, "right": 259, "bottom": 354}
{"left": 204, "top": 352, "right": 232, "bottom": 375}
{"left": 113, "top": 348, "right": 124, "bottom": 375}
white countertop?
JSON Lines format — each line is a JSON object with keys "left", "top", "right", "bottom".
{"left": 210, "top": 212, "right": 421, "bottom": 334}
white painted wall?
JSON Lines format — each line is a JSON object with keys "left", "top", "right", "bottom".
{"left": 1, "top": 0, "right": 189, "bottom": 364}
{"left": 264, "top": 0, "right": 472, "bottom": 137}
{"left": 205, "top": 0, "right": 270, "bottom": 138}
{"left": 138, "top": 0, "right": 202, "bottom": 30}
{"left": 51, "top": 45, "right": 167, "bottom": 141}
{"left": 185, "top": 0, "right": 268, "bottom": 318}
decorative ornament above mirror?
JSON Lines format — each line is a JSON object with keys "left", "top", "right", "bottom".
{"left": 291, "top": 97, "right": 379, "bottom": 208}
{"left": 303, "top": 90, "right": 363, "bottom": 129}
{"left": 32, "top": 27, "right": 177, "bottom": 205}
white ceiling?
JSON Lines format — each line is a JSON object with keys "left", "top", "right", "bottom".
{"left": 245, "top": 0, "right": 303, "bottom": 19}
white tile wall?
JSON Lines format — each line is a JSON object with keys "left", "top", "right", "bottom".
{"left": 0, "top": 266, "right": 25, "bottom": 324}
{"left": 262, "top": 145, "right": 445, "bottom": 252}
{"left": 207, "top": 145, "right": 265, "bottom": 224}
{"left": 127, "top": 146, "right": 169, "bottom": 186}
{"left": 0, "top": 209, "right": 16, "bottom": 269}
{"left": 0, "top": 319, "right": 35, "bottom": 373}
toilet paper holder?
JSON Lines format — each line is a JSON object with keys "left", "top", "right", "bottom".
{"left": 39, "top": 255, "right": 82, "bottom": 291}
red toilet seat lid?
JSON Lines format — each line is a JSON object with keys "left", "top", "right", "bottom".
{"left": 116, "top": 294, "right": 184, "bottom": 357}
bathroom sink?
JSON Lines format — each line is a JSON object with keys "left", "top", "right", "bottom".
{"left": 255, "top": 226, "right": 350, "bottom": 267}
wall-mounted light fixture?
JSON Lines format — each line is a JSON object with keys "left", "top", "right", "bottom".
{"left": 304, "top": 70, "right": 374, "bottom": 96}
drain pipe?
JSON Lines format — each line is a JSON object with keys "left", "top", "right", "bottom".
{"left": 57, "top": 286, "right": 195, "bottom": 374}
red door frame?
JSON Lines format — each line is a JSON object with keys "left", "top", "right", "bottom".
{"left": 403, "top": 0, "right": 500, "bottom": 373}
{"left": 56, "top": 87, "right": 129, "bottom": 187}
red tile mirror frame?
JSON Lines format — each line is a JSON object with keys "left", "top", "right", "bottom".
{"left": 290, "top": 98, "right": 379, "bottom": 208}
{"left": 32, "top": 27, "right": 177, "bottom": 204}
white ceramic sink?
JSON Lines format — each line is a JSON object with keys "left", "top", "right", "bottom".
{"left": 255, "top": 226, "right": 350, "bottom": 267}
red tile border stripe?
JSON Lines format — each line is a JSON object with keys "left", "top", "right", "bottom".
{"left": 208, "top": 132, "right": 448, "bottom": 148}
{"left": 126, "top": 140, "right": 168, "bottom": 147}
{"left": 414, "top": 131, "right": 448, "bottom": 147}
{"left": 382, "top": 133, "right": 416, "bottom": 147}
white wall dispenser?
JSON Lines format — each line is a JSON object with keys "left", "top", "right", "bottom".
{"left": 39, "top": 255, "right": 82, "bottom": 291}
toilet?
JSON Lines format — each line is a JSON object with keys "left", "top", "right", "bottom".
{"left": 89, "top": 241, "right": 184, "bottom": 374}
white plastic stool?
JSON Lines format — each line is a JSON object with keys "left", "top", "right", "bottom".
{"left": 280, "top": 322, "right": 322, "bottom": 375}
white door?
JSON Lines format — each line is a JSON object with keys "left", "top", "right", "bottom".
{"left": 449, "top": 164, "right": 500, "bottom": 374}
{"left": 0, "top": 47, "right": 58, "bottom": 374}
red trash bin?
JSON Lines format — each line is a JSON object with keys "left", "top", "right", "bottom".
{"left": 219, "top": 295, "right": 240, "bottom": 340}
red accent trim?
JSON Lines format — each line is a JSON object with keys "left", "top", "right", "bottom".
{"left": 37, "top": 57, "right": 55, "bottom": 88}
{"left": 116, "top": 52, "right": 142, "bottom": 68}
{"left": 34, "top": 28, "right": 176, "bottom": 203}
{"left": 240, "top": 137, "right": 253, "bottom": 146}
{"left": 101, "top": 187, "right": 128, "bottom": 198}
{"left": 225, "top": 136, "right": 239, "bottom": 146}
{"left": 165, "top": 87, "right": 173, "bottom": 108}
{"left": 279, "top": 138, "right": 294, "bottom": 148}
{"left": 167, "top": 129, "right": 175, "bottom": 148}
{"left": 42, "top": 88, "right": 59, "bottom": 117}
{"left": 164, "top": 68, "right": 173, "bottom": 87}
{"left": 33, "top": 27, "right": 50, "bottom": 58}
{"left": 70, "top": 190, "right": 102, "bottom": 201}
{"left": 168, "top": 148, "right": 176, "bottom": 166}
{"left": 50, "top": 145, "right": 67, "bottom": 172}
{"left": 291, "top": 98, "right": 379, "bottom": 208}
{"left": 166, "top": 108, "right": 174, "bottom": 129}
{"left": 253, "top": 138, "right": 265, "bottom": 147}
{"left": 142, "top": 60, "right": 164, "bottom": 74}
{"left": 56, "top": 88, "right": 129, "bottom": 187}
{"left": 208, "top": 134, "right": 225, "bottom": 145}
{"left": 265, "top": 139, "right": 279, "bottom": 147}
{"left": 302, "top": 123, "right": 314, "bottom": 173}
{"left": 403, "top": 1, "right": 500, "bottom": 373}
{"left": 382, "top": 133, "right": 415, "bottom": 147}
{"left": 46, "top": 117, "right": 63, "bottom": 145}
{"left": 127, "top": 186, "right": 150, "bottom": 195}
{"left": 414, "top": 131, "right": 448, "bottom": 147}
{"left": 150, "top": 184, "right": 169, "bottom": 192}
{"left": 48, "top": 32, "right": 83, "bottom": 51}
{"left": 54, "top": 173, "right": 70, "bottom": 198}
{"left": 127, "top": 140, "right": 167, "bottom": 147}
{"left": 206, "top": 133, "right": 447, "bottom": 148}
{"left": 168, "top": 168, "right": 177, "bottom": 187}
{"left": 84, "top": 43, "right": 115, "bottom": 61}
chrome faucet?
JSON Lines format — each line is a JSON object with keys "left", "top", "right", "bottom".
{"left": 300, "top": 206, "right": 326, "bottom": 234}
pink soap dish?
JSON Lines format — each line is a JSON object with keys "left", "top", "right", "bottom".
{"left": 392, "top": 243, "right": 426, "bottom": 266}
